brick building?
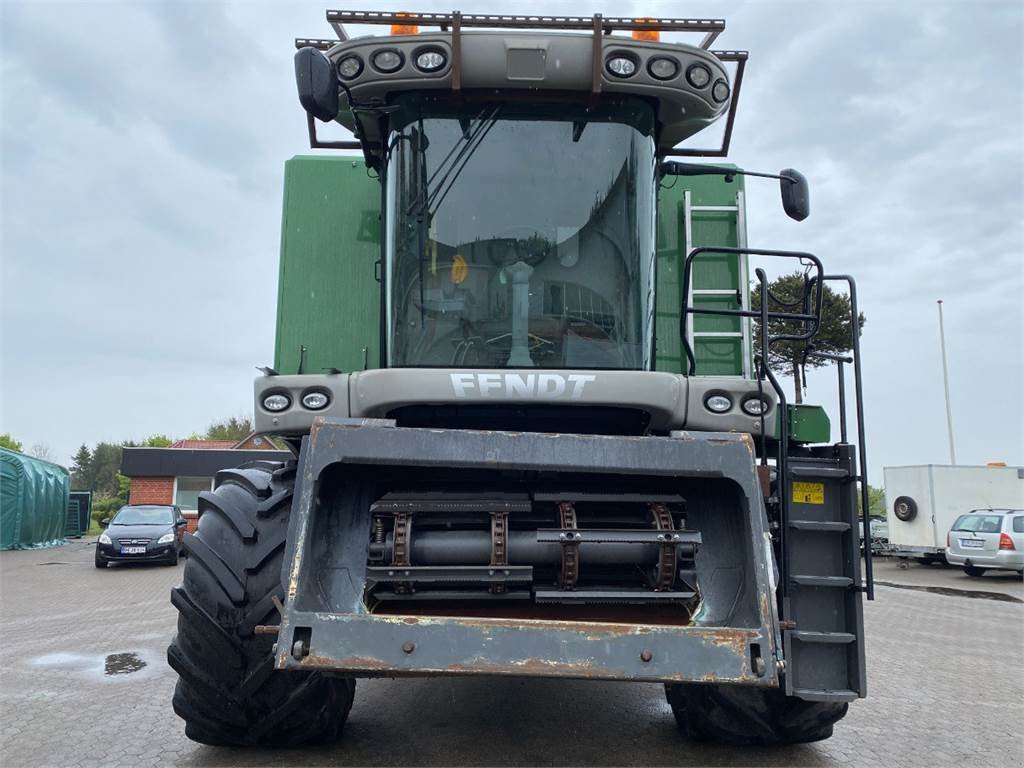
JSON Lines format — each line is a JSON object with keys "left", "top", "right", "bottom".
{"left": 120, "top": 435, "right": 290, "bottom": 531}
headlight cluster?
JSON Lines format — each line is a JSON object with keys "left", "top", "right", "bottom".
{"left": 157, "top": 533, "right": 175, "bottom": 545}
{"left": 262, "top": 390, "right": 331, "bottom": 413}
{"left": 99, "top": 532, "right": 111, "bottom": 545}
{"left": 703, "top": 393, "right": 772, "bottom": 416}
{"left": 604, "top": 51, "right": 729, "bottom": 103}
{"left": 337, "top": 47, "right": 448, "bottom": 80}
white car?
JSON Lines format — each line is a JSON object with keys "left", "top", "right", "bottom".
{"left": 945, "top": 509, "right": 1024, "bottom": 577}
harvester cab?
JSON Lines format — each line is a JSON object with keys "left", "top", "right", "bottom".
{"left": 168, "top": 10, "right": 873, "bottom": 750}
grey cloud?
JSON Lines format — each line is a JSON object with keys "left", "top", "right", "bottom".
{"left": 2, "top": 0, "right": 1021, "bottom": 475}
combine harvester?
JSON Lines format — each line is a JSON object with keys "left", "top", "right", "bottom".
{"left": 167, "top": 10, "right": 874, "bottom": 747}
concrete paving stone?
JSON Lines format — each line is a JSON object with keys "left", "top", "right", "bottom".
{"left": 1, "top": 538, "right": 1022, "bottom": 767}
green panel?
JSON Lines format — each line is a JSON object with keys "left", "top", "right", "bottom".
{"left": 1, "top": 448, "right": 69, "bottom": 550}
{"left": 275, "top": 156, "right": 382, "bottom": 375}
{"left": 693, "top": 338, "right": 744, "bottom": 376}
{"left": 785, "top": 404, "right": 832, "bottom": 444}
{"left": 655, "top": 170, "right": 746, "bottom": 375}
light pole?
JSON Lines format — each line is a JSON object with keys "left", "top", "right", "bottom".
{"left": 937, "top": 300, "right": 956, "bottom": 464}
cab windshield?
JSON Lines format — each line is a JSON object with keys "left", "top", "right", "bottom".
{"left": 385, "top": 96, "right": 656, "bottom": 369}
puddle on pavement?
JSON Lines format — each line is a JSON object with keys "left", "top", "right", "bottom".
{"left": 104, "top": 652, "right": 147, "bottom": 675}
{"left": 31, "top": 649, "right": 161, "bottom": 681}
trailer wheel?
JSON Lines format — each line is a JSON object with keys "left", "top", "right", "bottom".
{"left": 893, "top": 495, "right": 917, "bottom": 522}
{"left": 167, "top": 461, "right": 355, "bottom": 747}
{"left": 667, "top": 682, "right": 847, "bottom": 745}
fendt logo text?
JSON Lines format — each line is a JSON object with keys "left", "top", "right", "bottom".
{"left": 449, "top": 373, "right": 597, "bottom": 400}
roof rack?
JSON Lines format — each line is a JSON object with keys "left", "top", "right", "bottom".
{"left": 323, "top": 11, "right": 726, "bottom": 48}
{"left": 296, "top": 10, "right": 746, "bottom": 157}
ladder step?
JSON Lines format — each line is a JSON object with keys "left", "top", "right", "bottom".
{"left": 690, "top": 205, "right": 739, "bottom": 212}
{"left": 789, "top": 466, "right": 851, "bottom": 480}
{"left": 693, "top": 331, "right": 742, "bottom": 338}
{"left": 790, "top": 575, "right": 854, "bottom": 588}
{"left": 790, "top": 631, "right": 856, "bottom": 644}
{"left": 789, "top": 520, "right": 851, "bottom": 532}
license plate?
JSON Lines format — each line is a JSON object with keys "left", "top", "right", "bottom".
{"left": 960, "top": 539, "right": 984, "bottom": 549}
{"left": 120, "top": 546, "right": 146, "bottom": 555}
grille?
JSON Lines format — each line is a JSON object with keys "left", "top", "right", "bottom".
{"left": 118, "top": 538, "right": 151, "bottom": 546}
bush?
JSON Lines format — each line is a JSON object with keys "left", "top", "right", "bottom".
{"left": 91, "top": 497, "right": 123, "bottom": 528}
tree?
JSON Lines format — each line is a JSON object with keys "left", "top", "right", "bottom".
{"left": 30, "top": 443, "right": 55, "bottom": 462}
{"left": 0, "top": 433, "right": 23, "bottom": 453}
{"left": 858, "top": 484, "right": 886, "bottom": 519}
{"left": 143, "top": 434, "right": 172, "bottom": 447}
{"left": 71, "top": 444, "right": 94, "bottom": 489}
{"left": 90, "top": 442, "right": 124, "bottom": 497}
{"left": 204, "top": 416, "right": 252, "bottom": 442}
{"left": 752, "top": 272, "right": 865, "bottom": 404}
{"left": 117, "top": 473, "right": 131, "bottom": 504}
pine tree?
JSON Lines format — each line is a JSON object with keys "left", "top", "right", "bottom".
{"left": 70, "top": 444, "right": 94, "bottom": 489}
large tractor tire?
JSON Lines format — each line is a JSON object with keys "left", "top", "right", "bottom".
{"left": 667, "top": 682, "right": 847, "bottom": 745}
{"left": 167, "top": 461, "right": 355, "bottom": 747}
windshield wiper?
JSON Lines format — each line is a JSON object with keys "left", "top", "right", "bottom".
{"left": 406, "top": 105, "right": 501, "bottom": 220}
{"left": 426, "top": 106, "right": 501, "bottom": 217}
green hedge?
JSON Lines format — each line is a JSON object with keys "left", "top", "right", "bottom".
{"left": 91, "top": 497, "right": 123, "bottom": 528}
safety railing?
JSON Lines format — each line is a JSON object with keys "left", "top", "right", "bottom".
{"left": 680, "top": 247, "right": 873, "bottom": 600}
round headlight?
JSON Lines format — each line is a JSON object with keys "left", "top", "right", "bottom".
{"left": 372, "top": 49, "right": 404, "bottom": 73}
{"left": 712, "top": 79, "right": 731, "bottom": 103}
{"left": 648, "top": 57, "right": 679, "bottom": 81}
{"left": 301, "top": 391, "right": 330, "bottom": 410}
{"left": 605, "top": 56, "right": 637, "bottom": 78}
{"left": 685, "top": 63, "right": 711, "bottom": 88}
{"left": 742, "top": 397, "right": 770, "bottom": 416}
{"left": 337, "top": 55, "right": 363, "bottom": 80}
{"left": 705, "top": 394, "right": 733, "bottom": 414}
{"left": 415, "top": 49, "right": 446, "bottom": 72}
{"left": 262, "top": 393, "right": 291, "bottom": 412}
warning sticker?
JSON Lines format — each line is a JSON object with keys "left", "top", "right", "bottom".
{"left": 792, "top": 481, "right": 825, "bottom": 505}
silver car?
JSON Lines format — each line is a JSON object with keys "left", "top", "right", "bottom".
{"left": 945, "top": 509, "right": 1024, "bottom": 577}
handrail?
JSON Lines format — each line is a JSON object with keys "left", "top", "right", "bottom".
{"left": 808, "top": 274, "right": 873, "bottom": 600}
{"left": 679, "top": 246, "right": 824, "bottom": 377}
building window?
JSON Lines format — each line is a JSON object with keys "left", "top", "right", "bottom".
{"left": 175, "top": 477, "right": 213, "bottom": 511}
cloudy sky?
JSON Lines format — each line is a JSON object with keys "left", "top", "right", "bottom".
{"left": 1, "top": 0, "right": 1022, "bottom": 483}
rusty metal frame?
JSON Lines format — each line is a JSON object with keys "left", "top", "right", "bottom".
{"left": 296, "top": 10, "right": 743, "bottom": 156}
{"left": 274, "top": 418, "right": 780, "bottom": 684}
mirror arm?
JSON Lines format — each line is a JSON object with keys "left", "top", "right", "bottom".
{"left": 660, "top": 161, "right": 798, "bottom": 185}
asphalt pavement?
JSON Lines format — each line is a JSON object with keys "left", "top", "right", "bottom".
{"left": 1, "top": 538, "right": 1021, "bottom": 767}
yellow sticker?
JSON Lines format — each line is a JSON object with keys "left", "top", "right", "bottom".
{"left": 451, "top": 254, "right": 468, "bottom": 285}
{"left": 792, "top": 481, "right": 825, "bottom": 505}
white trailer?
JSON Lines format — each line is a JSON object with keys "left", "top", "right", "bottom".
{"left": 884, "top": 464, "right": 1024, "bottom": 561}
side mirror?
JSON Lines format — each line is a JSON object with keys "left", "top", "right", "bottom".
{"left": 101, "top": 518, "right": 110, "bottom": 526}
{"left": 294, "top": 47, "right": 339, "bottom": 122}
{"left": 175, "top": 519, "right": 187, "bottom": 527}
{"left": 780, "top": 168, "right": 809, "bottom": 221}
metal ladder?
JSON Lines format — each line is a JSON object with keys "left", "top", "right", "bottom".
{"left": 683, "top": 189, "right": 752, "bottom": 377}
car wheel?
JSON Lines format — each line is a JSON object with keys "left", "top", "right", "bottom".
{"left": 963, "top": 565, "right": 986, "bottom": 577}
{"left": 167, "top": 549, "right": 180, "bottom": 567}
{"left": 94, "top": 557, "right": 107, "bottom": 569}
